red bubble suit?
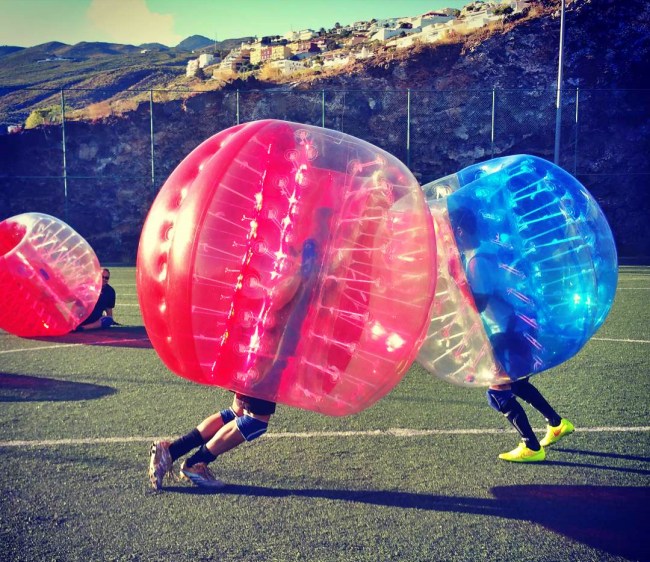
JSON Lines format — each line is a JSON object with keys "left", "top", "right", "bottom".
{"left": 137, "top": 120, "right": 436, "bottom": 416}
{"left": 0, "top": 213, "right": 102, "bottom": 336}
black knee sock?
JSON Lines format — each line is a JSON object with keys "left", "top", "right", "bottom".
{"left": 169, "top": 428, "right": 205, "bottom": 462}
{"left": 185, "top": 445, "right": 217, "bottom": 468}
{"left": 511, "top": 379, "right": 562, "bottom": 427}
{"left": 504, "top": 399, "right": 541, "bottom": 451}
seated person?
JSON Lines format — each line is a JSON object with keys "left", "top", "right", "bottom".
{"left": 77, "top": 268, "right": 117, "bottom": 331}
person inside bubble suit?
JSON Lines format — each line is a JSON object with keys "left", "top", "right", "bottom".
{"left": 148, "top": 209, "right": 331, "bottom": 489}
{"left": 451, "top": 206, "right": 575, "bottom": 463}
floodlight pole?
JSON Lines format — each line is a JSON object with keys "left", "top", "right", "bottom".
{"left": 61, "top": 90, "right": 69, "bottom": 223}
{"left": 553, "top": 0, "right": 566, "bottom": 164}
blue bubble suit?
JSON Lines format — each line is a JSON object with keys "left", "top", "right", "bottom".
{"left": 419, "top": 155, "right": 618, "bottom": 384}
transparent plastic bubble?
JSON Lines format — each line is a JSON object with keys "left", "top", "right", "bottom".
{"left": 137, "top": 120, "right": 436, "bottom": 415}
{"left": 419, "top": 155, "right": 617, "bottom": 385}
{"left": 0, "top": 213, "right": 101, "bottom": 336}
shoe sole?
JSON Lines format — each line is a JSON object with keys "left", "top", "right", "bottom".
{"left": 498, "top": 455, "right": 546, "bottom": 462}
{"left": 148, "top": 442, "right": 169, "bottom": 490}
{"left": 180, "top": 469, "right": 226, "bottom": 489}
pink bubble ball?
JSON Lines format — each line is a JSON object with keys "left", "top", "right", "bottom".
{"left": 0, "top": 212, "right": 102, "bottom": 336}
{"left": 137, "top": 120, "right": 437, "bottom": 416}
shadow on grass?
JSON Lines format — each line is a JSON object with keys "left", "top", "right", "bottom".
{"left": 164, "top": 483, "right": 649, "bottom": 560}
{"left": 30, "top": 325, "right": 152, "bottom": 349}
{"left": 554, "top": 446, "right": 650, "bottom": 463}
{"left": 492, "top": 485, "right": 650, "bottom": 562}
{"left": 0, "top": 372, "right": 116, "bottom": 402}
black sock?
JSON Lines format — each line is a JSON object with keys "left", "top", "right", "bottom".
{"left": 504, "top": 399, "right": 541, "bottom": 451}
{"left": 511, "top": 379, "right": 562, "bottom": 427}
{"left": 185, "top": 445, "right": 217, "bottom": 468}
{"left": 168, "top": 428, "right": 205, "bottom": 462}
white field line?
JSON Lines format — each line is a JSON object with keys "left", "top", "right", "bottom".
{"left": 0, "top": 337, "right": 150, "bottom": 354}
{"left": 1, "top": 426, "right": 649, "bottom": 448}
{"left": 592, "top": 337, "right": 650, "bottom": 344}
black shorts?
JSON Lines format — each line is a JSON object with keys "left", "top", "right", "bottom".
{"left": 235, "top": 393, "right": 276, "bottom": 416}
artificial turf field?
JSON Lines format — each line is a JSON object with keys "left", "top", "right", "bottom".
{"left": 1, "top": 265, "right": 648, "bottom": 562}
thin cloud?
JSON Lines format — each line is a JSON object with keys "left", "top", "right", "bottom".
{"left": 86, "top": 0, "right": 183, "bottom": 46}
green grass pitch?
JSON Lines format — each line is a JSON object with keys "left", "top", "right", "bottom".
{"left": 1, "top": 266, "right": 648, "bottom": 561}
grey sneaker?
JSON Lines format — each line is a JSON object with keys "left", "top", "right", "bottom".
{"left": 148, "top": 441, "right": 172, "bottom": 490}
{"left": 180, "top": 461, "right": 225, "bottom": 488}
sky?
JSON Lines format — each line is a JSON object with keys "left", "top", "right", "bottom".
{"left": 0, "top": 0, "right": 470, "bottom": 48}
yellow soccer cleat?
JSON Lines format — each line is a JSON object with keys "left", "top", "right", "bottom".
{"left": 540, "top": 418, "right": 575, "bottom": 447}
{"left": 498, "top": 441, "right": 546, "bottom": 462}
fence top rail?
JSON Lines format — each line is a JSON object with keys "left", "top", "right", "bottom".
{"left": 3, "top": 86, "right": 650, "bottom": 95}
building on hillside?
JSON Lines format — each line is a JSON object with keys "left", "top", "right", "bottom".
{"left": 369, "top": 17, "right": 401, "bottom": 30}
{"left": 285, "top": 29, "right": 317, "bottom": 41}
{"left": 410, "top": 12, "right": 455, "bottom": 27}
{"left": 299, "top": 29, "right": 317, "bottom": 40}
{"left": 436, "top": 7, "right": 459, "bottom": 16}
{"left": 345, "top": 34, "right": 368, "bottom": 48}
{"left": 220, "top": 48, "right": 250, "bottom": 71}
{"left": 248, "top": 44, "right": 261, "bottom": 64}
{"left": 198, "top": 53, "right": 215, "bottom": 68}
{"left": 271, "top": 44, "right": 292, "bottom": 60}
{"left": 186, "top": 58, "right": 199, "bottom": 77}
{"left": 186, "top": 53, "right": 220, "bottom": 76}
{"left": 501, "top": 0, "right": 530, "bottom": 12}
{"left": 370, "top": 27, "right": 407, "bottom": 42}
{"left": 250, "top": 45, "right": 273, "bottom": 65}
{"left": 390, "top": 24, "right": 445, "bottom": 49}
{"left": 315, "top": 38, "right": 329, "bottom": 51}
{"left": 352, "top": 21, "right": 371, "bottom": 31}
{"left": 322, "top": 51, "right": 351, "bottom": 68}
{"left": 269, "top": 59, "right": 304, "bottom": 75}
{"left": 294, "top": 40, "right": 321, "bottom": 55}
{"left": 421, "top": 23, "right": 455, "bottom": 43}
{"left": 354, "top": 45, "right": 374, "bottom": 60}
{"left": 290, "top": 41, "right": 321, "bottom": 62}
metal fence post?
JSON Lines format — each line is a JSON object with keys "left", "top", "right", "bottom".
{"left": 236, "top": 89, "right": 240, "bottom": 125}
{"left": 322, "top": 89, "right": 325, "bottom": 128}
{"left": 149, "top": 89, "right": 155, "bottom": 192}
{"left": 491, "top": 88, "right": 496, "bottom": 158}
{"left": 60, "top": 89, "right": 68, "bottom": 224}
{"left": 406, "top": 88, "right": 411, "bottom": 170}
{"left": 554, "top": 0, "right": 566, "bottom": 165}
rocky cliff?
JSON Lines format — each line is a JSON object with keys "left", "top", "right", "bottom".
{"left": 1, "top": 0, "right": 648, "bottom": 262}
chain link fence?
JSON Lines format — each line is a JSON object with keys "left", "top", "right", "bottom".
{"left": 1, "top": 87, "right": 648, "bottom": 262}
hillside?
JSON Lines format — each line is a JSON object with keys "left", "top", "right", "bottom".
{"left": 0, "top": 46, "right": 24, "bottom": 58}
{"left": 0, "top": 0, "right": 648, "bottom": 263}
{"left": 0, "top": 2, "right": 556, "bottom": 126}
{"left": 0, "top": 35, "right": 253, "bottom": 124}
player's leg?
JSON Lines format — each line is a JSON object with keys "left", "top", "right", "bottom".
{"left": 487, "top": 384, "right": 545, "bottom": 462}
{"left": 511, "top": 378, "right": 575, "bottom": 447}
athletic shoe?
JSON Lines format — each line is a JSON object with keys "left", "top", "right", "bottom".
{"left": 540, "top": 418, "right": 575, "bottom": 447}
{"left": 180, "top": 461, "right": 225, "bottom": 489}
{"left": 498, "top": 442, "right": 546, "bottom": 462}
{"left": 100, "top": 316, "right": 115, "bottom": 329}
{"left": 148, "top": 441, "right": 172, "bottom": 490}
